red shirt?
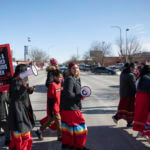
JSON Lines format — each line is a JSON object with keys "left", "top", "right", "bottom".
{"left": 47, "top": 81, "right": 61, "bottom": 115}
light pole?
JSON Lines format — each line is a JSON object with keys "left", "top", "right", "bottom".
{"left": 24, "top": 37, "right": 31, "bottom": 61}
{"left": 111, "top": 26, "right": 122, "bottom": 54}
{"left": 126, "top": 28, "right": 130, "bottom": 62}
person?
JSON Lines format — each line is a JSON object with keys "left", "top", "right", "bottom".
{"left": 61, "top": 62, "right": 89, "bottom": 150}
{"left": 45, "top": 58, "right": 59, "bottom": 88}
{"left": 133, "top": 65, "right": 150, "bottom": 137}
{"left": 8, "top": 64, "right": 35, "bottom": 150}
{"left": 0, "top": 90, "right": 11, "bottom": 146}
{"left": 36, "top": 70, "right": 62, "bottom": 141}
{"left": 40, "top": 58, "right": 59, "bottom": 131}
{"left": 112, "top": 63, "right": 136, "bottom": 127}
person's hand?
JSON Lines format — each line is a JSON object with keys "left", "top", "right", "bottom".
{"left": 29, "top": 86, "right": 35, "bottom": 93}
{"left": 81, "top": 96, "right": 86, "bottom": 100}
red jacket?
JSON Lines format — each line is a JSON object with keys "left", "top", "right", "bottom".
{"left": 47, "top": 81, "right": 61, "bottom": 115}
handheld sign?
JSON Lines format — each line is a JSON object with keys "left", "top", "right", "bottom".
{"left": 0, "top": 44, "right": 14, "bottom": 92}
{"left": 19, "top": 65, "right": 38, "bottom": 79}
{"left": 81, "top": 86, "right": 91, "bottom": 97}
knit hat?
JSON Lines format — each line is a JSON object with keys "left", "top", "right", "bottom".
{"left": 50, "top": 58, "right": 58, "bottom": 65}
{"left": 69, "top": 62, "right": 77, "bottom": 69}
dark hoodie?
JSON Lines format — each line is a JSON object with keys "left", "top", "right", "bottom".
{"left": 120, "top": 68, "right": 136, "bottom": 98}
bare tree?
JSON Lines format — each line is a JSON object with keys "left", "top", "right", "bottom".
{"left": 82, "top": 50, "right": 91, "bottom": 65}
{"left": 90, "top": 41, "right": 112, "bottom": 65}
{"left": 29, "top": 48, "right": 49, "bottom": 66}
{"left": 127, "top": 36, "right": 142, "bottom": 62}
{"left": 116, "top": 36, "right": 143, "bottom": 63}
{"left": 64, "top": 55, "right": 78, "bottom": 65}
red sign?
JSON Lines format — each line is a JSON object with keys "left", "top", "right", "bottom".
{"left": 0, "top": 44, "right": 14, "bottom": 92}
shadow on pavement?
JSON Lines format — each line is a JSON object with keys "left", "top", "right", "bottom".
{"left": 82, "top": 106, "right": 117, "bottom": 114}
{"left": 86, "top": 125, "right": 150, "bottom": 150}
{"left": 32, "top": 140, "right": 62, "bottom": 150}
{"left": 34, "top": 84, "right": 47, "bottom": 93}
{"left": 109, "top": 85, "right": 120, "bottom": 88}
{"left": 1, "top": 125, "right": 150, "bottom": 150}
{"left": 82, "top": 106, "right": 117, "bottom": 109}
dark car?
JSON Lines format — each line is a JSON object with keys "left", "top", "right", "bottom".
{"left": 92, "top": 67, "right": 116, "bottom": 75}
{"left": 79, "top": 65, "right": 91, "bottom": 71}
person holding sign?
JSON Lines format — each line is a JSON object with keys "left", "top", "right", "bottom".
{"left": 61, "top": 62, "right": 89, "bottom": 150}
{"left": 8, "top": 64, "right": 35, "bottom": 150}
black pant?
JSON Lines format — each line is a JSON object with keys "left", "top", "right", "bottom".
{"left": 0, "top": 120, "right": 10, "bottom": 141}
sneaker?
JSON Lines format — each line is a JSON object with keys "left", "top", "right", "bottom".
{"left": 35, "top": 130, "right": 43, "bottom": 140}
{"left": 57, "top": 136, "right": 62, "bottom": 141}
{"left": 127, "top": 122, "right": 133, "bottom": 128}
{"left": 112, "top": 115, "right": 118, "bottom": 124}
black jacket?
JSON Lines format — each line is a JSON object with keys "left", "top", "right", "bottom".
{"left": 61, "top": 76, "right": 82, "bottom": 110}
{"left": 137, "top": 75, "right": 150, "bottom": 92}
{"left": 8, "top": 78, "right": 35, "bottom": 133}
{"left": 120, "top": 69, "right": 136, "bottom": 98}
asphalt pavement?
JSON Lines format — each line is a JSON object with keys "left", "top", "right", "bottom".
{"left": 0, "top": 70, "right": 150, "bottom": 150}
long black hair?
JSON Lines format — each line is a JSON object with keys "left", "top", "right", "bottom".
{"left": 122, "top": 63, "right": 135, "bottom": 73}
{"left": 138, "top": 65, "right": 150, "bottom": 89}
{"left": 14, "top": 64, "right": 27, "bottom": 77}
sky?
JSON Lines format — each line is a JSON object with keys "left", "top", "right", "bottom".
{"left": 0, "top": 0, "right": 150, "bottom": 63}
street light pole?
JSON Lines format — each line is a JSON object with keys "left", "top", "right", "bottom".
{"left": 126, "top": 28, "right": 130, "bottom": 63}
{"left": 111, "top": 26, "right": 122, "bottom": 55}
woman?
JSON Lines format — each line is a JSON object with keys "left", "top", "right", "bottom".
{"left": 61, "top": 62, "right": 89, "bottom": 150}
{"left": 112, "top": 63, "right": 136, "bottom": 127}
{"left": 8, "top": 64, "right": 35, "bottom": 150}
{"left": 133, "top": 65, "right": 150, "bottom": 137}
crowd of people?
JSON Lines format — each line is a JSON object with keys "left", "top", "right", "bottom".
{"left": 0, "top": 58, "right": 89, "bottom": 150}
{"left": 0, "top": 58, "right": 150, "bottom": 150}
{"left": 112, "top": 62, "right": 150, "bottom": 140}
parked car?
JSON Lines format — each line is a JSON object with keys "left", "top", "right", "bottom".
{"left": 92, "top": 67, "right": 116, "bottom": 75}
{"left": 60, "top": 66, "right": 67, "bottom": 74}
{"left": 79, "top": 65, "right": 91, "bottom": 71}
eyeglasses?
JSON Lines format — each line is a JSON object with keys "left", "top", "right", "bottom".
{"left": 72, "top": 67, "right": 79, "bottom": 70}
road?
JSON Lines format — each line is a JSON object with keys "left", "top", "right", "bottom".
{"left": 0, "top": 70, "right": 150, "bottom": 150}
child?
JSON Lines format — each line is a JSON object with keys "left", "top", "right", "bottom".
{"left": 36, "top": 69, "right": 62, "bottom": 141}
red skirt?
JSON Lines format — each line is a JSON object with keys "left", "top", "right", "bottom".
{"left": 117, "top": 97, "right": 135, "bottom": 122}
{"left": 9, "top": 131, "right": 32, "bottom": 150}
{"left": 133, "top": 92, "right": 150, "bottom": 132}
{"left": 142, "top": 112, "right": 150, "bottom": 137}
{"left": 40, "top": 101, "right": 57, "bottom": 130}
{"left": 61, "top": 110, "right": 88, "bottom": 149}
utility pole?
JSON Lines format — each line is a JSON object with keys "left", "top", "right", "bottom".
{"left": 126, "top": 28, "right": 130, "bottom": 63}
{"left": 77, "top": 47, "right": 79, "bottom": 61}
{"left": 111, "top": 26, "right": 122, "bottom": 55}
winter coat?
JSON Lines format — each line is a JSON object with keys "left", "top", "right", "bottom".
{"left": 137, "top": 75, "right": 150, "bottom": 92}
{"left": 120, "top": 69, "right": 136, "bottom": 98}
{"left": 8, "top": 77, "right": 35, "bottom": 133}
{"left": 61, "top": 76, "right": 82, "bottom": 111}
